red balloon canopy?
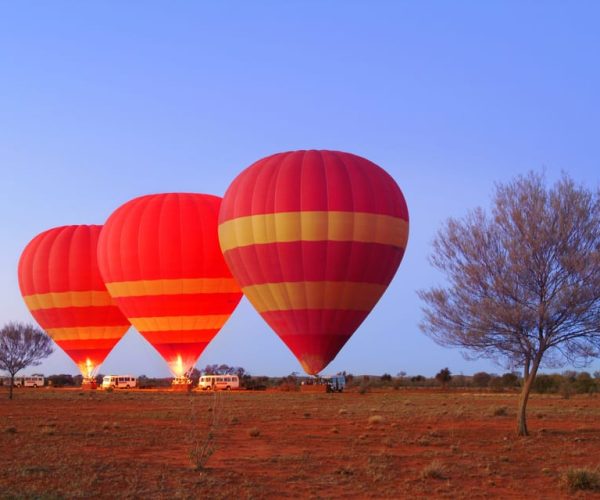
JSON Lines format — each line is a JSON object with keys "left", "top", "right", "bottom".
{"left": 219, "top": 150, "right": 409, "bottom": 375}
{"left": 97, "top": 193, "right": 243, "bottom": 376}
{"left": 18, "top": 225, "right": 131, "bottom": 378}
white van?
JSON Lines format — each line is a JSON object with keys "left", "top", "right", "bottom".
{"left": 198, "top": 375, "right": 240, "bottom": 391}
{"left": 102, "top": 375, "right": 137, "bottom": 389}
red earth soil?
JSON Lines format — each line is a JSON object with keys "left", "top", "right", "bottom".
{"left": 1, "top": 387, "right": 599, "bottom": 498}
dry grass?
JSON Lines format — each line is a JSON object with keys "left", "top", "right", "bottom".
{"left": 492, "top": 406, "right": 509, "bottom": 417}
{"left": 368, "top": 415, "right": 384, "bottom": 425}
{"left": 421, "top": 460, "right": 447, "bottom": 480}
{"left": 562, "top": 467, "right": 600, "bottom": 492}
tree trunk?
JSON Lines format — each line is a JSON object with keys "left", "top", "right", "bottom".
{"left": 517, "top": 355, "right": 541, "bottom": 436}
{"left": 9, "top": 374, "right": 14, "bottom": 400}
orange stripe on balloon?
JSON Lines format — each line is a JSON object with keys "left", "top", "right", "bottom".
{"left": 129, "top": 314, "right": 231, "bottom": 332}
{"left": 105, "top": 278, "right": 240, "bottom": 297}
{"left": 46, "top": 326, "right": 129, "bottom": 341}
{"left": 218, "top": 211, "right": 408, "bottom": 252}
{"left": 23, "top": 291, "right": 115, "bottom": 311}
{"left": 242, "top": 281, "right": 387, "bottom": 313}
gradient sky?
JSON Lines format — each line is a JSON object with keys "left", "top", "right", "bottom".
{"left": 1, "top": 1, "right": 599, "bottom": 378}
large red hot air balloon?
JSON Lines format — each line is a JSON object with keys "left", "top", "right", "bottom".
{"left": 18, "top": 225, "right": 131, "bottom": 380}
{"left": 97, "top": 193, "right": 243, "bottom": 380}
{"left": 219, "top": 150, "right": 409, "bottom": 375}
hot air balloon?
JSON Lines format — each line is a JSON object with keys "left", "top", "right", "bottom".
{"left": 18, "top": 225, "right": 131, "bottom": 384}
{"left": 97, "top": 193, "right": 243, "bottom": 385}
{"left": 218, "top": 150, "right": 409, "bottom": 375}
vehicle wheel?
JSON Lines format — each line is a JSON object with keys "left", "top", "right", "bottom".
{"left": 33, "top": 384, "right": 37, "bottom": 388}
{"left": 126, "top": 385, "right": 130, "bottom": 389}
{"left": 226, "top": 386, "right": 231, "bottom": 391}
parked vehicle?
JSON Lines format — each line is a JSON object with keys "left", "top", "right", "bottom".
{"left": 322, "top": 374, "right": 346, "bottom": 392}
{"left": 300, "top": 375, "right": 346, "bottom": 393}
{"left": 198, "top": 375, "right": 240, "bottom": 391}
{"left": 2, "top": 376, "right": 45, "bottom": 388}
{"left": 102, "top": 375, "right": 137, "bottom": 389}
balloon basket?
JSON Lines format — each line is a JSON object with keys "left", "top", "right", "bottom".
{"left": 81, "top": 380, "right": 97, "bottom": 390}
{"left": 171, "top": 378, "right": 193, "bottom": 392}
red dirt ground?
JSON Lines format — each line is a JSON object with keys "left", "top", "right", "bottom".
{"left": 1, "top": 387, "right": 599, "bottom": 498}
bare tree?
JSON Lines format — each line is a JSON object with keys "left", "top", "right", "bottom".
{"left": 0, "top": 322, "right": 53, "bottom": 400}
{"left": 419, "top": 172, "right": 600, "bottom": 435}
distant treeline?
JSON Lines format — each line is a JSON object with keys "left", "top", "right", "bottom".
{"left": 2, "top": 367, "right": 599, "bottom": 395}
{"left": 344, "top": 370, "right": 600, "bottom": 396}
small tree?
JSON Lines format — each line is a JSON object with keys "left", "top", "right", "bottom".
{"left": 419, "top": 173, "right": 600, "bottom": 435}
{"left": 472, "top": 371, "right": 492, "bottom": 388}
{"left": 0, "top": 322, "right": 53, "bottom": 400}
{"left": 435, "top": 367, "right": 452, "bottom": 388}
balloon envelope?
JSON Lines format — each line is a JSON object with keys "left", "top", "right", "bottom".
{"left": 18, "top": 225, "right": 131, "bottom": 377}
{"left": 219, "top": 150, "right": 409, "bottom": 375}
{"left": 97, "top": 193, "right": 243, "bottom": 376}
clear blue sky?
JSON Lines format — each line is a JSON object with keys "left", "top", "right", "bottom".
{"left": 1, "top": 1, "right": 599, "bottom": 378}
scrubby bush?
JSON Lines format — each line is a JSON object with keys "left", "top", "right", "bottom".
{"left": 562, "top": 467, "right": 600, "bottom": 492}
{"left": 533, "top": 374, "right": 561, "bottom": 394}
{"left": 472, "top": 371, "right": 492, "bottom": 388}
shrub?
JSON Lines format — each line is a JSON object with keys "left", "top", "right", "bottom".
{"left": 533, "top": 374, "right": 561, "bottom": 394}
{"left": 421, "top": 460, "right": 446, "bottom": 480}
{"left": 493, "top": 406, "right": 508, "bottom": 417}
{"left": 473, "top": 371, "right": 492, "bottom": 388}
{"left": 562, "top": 467, "right": 600, "bottom": 491}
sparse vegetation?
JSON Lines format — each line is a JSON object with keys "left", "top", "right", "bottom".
{"left": 368, "top": 415, "right": 384, "bottom": 425}
{"left": 2, "top": 385, "right": 600, "bottom": 497}
{"left": 421, "top": 460, "right": 447, "bottom": 480}
{"left": 562, "top": 467, "right": 600, "bottom": 492}
{"left": 493, "top": 406, "right": 509, "bottom": 417}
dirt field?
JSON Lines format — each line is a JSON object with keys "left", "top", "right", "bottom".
{"left": 1, "top": 387, "right": 599, "bottom": 499}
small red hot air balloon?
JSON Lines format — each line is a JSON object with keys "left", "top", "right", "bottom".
{"left": 18, "top": 225, "right": 131, "bottom": 381}
{"left": 219, "top": 150, "right": 409, "bottom": 375}
{"left": 97, "top": 193, "right": 243, "bottom": 381}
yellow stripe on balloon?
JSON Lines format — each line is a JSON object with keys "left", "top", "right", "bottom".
{"left": 129, "top": 314, "right": 231, "bottom": 332}
{"left": 23, "top": 291, "right": 115, "bottom": 311}
{"left": 105, "top": 278, "right": 240, "bottom": 297}
{"left": 218, "top": 211, "right": 409, "bottom": 252}
{"left": 46, "top": 326, "right": 128, "bottom": 341}
{"left": 242, "top": 281, "right": 387, "bottom": 313}
{"left": 143, "top": 330, "right": 219, "bottom": 343}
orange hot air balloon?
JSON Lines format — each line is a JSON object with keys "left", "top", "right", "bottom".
{"left": 18, "top": 225, "right": 131, "bottom": 380}
{"left": 219, "top": 150, "right": 409, "bottom": 375}
{"left": 97, "top": 193, "right": 243, "bottom": 380}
